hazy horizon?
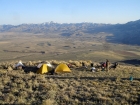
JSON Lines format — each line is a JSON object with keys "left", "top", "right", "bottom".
{"left": 0, "top": 0, "right": 140, "bottom": 25}
{"left": 1, "top": 19, "right": 139, "bottom": 26}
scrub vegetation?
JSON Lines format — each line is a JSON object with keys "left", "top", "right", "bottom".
{"left": 0, "top": 60, "right": 140, "bottom": 105}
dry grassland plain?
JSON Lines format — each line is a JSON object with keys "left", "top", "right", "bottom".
{"left": 0, "top": 32, "right": 140, "bottom": 63}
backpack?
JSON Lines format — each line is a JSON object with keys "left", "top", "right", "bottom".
{"left": 102, "top": 63, "right": 106, "bottom": 67}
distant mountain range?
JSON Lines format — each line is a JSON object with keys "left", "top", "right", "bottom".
{"left": 0, "top": 19, "right": 140, "bottom": 45}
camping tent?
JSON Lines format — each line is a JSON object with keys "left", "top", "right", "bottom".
{"left": 37, "top": 64, "right": 53, "bottom": 74}
{"left": 55, "top": 63, "right": 71, "bottom": 73}
{"left": 37, "top": 64, "right": 48, "bottom": 74}
{"left": 15, "top": 60, "right": 24, "bottom": 67}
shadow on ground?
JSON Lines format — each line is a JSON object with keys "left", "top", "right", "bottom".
{"left": 23, "top": 66, "right": 55, "bottom": 75}
{"left": 24, "top": 66, "right": 38, "bottom": 73}
{"left": 119, "top": 59, "right": 140, "bottom": 66}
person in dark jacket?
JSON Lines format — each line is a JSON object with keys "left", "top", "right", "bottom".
{"left": 109, "top": 62, "right": 119, "bottom": 70}
{"left": 105, "top": 59, "right": 110, "bottom": 71}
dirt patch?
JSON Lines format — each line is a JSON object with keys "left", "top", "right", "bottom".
{"left": 0, "top": 41, "right": 10, "bottom": 44}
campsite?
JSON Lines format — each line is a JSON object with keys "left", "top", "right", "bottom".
{"left": 0, "top": 31, "right": 140, "bottom": 105}
{"left": 0, "top": 60, "right": 140, "bottom": 104}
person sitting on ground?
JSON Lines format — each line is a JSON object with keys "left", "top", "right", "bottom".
{"left": 91, "top": 63, "right": 94, "bottom": 67}
{"left": 109, "top": 62, "right": 119, "bottom": 70}
{"left": 82, "top": 62, "right": 87, "bottom": 69}
{"left": 98, "top": 62, "right": 106, "bottom": 71}
{"left": 67, "top": 63, "right": 72, "bottom": 68}
{"left": 101, "top": 62, "right": 106, "bottom": 68}
{"left": 91, "top": 67, "right": 96, "bottom": 72}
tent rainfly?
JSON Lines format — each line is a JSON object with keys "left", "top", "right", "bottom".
{"left": 37, "top": 64, "right": 48, "bottom": 74}
{"left": 55, "top": 63, "right": 71, "bottom": 73}
{"left": 15, "top": 60, "right": 24, "bottom": 68}
{"left": 37, "top": 62, "right": 54, "bottom": 68}
{"left": 37, "top": 64, "right": 53, "bottom": 74}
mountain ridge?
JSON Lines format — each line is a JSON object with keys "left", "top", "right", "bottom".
{"left": 0, "top": 19, "right": 140, "bottom": 45}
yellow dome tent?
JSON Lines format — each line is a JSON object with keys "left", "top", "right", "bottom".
{"left": 55, "top": 63, "right": 71, "bottom": 73}
{"left": 37, "top": 64, "right": 53, "bottom": 74}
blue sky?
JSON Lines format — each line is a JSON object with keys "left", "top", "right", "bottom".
{"left": 0, "top": 0, "right": 140, "bottom": 25}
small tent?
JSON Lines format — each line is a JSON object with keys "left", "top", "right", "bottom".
{"left": 37, "top": 64, "right": 48, "bottom": 74}
{"left": 55, "top": 63, "right": 71, "bottom": 73}
{"left": 37, "top": 64, "right": 53, "bottom": 74}
{"left": 15, "top": 60, "right": 24, "bottom": 68}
